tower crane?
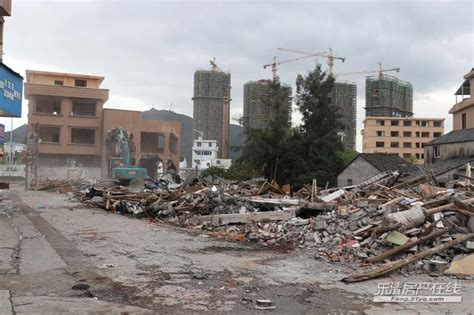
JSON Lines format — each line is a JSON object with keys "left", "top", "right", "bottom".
{"left": 277, "top": 47, "right": 345, "bottom": 77}
{"left": 336, "top": 63, "right": 400, "bottom": 79}
{"left": 209, "top": 57, "right": 224, "bottom": 72}
{"left": 263, "top": 52, "right": 326, "bottom": 82}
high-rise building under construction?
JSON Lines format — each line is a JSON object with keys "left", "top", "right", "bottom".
{"left": 242, "top": 80, "right": 292, "bottom": 131}
{"left": 192, "top": 69, "right": 231, "bottom": 159}
{"left": 365, "top": 75, "right": 413, "bottom": 117}
{"left": 332, "top": 81, "right": 357, "bottom": 150}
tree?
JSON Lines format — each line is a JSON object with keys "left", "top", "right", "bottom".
{"left": 239, "top": 80, "right": 292, "bottom": 180}
{"left": 281, "top": 65, "right": 346, "bottom": 187}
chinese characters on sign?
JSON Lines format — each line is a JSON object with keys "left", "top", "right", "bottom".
{"left": 374, "top": 281, "right": 463, "bottom": 303}
{"left": 0, "top": 79, "right": 22, "bottom": 101}
{"left": 0, "top": 63, "right": 23, "bottom": 118}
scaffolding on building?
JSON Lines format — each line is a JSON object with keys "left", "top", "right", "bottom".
{"left": 242, "top": 80, "right": 292, "bottom": 131}
{"left": 333, "top": 81, "right": 357, "bottom": 150}
{"left": 192, "top": 69, "right": 231, "bottom": 159}
{"left": 365, "top": 75, "right": 413, "bottom": 117}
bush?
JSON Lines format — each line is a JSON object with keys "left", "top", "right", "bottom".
{"left": 201, "top": 162, "right": 258, "bottom": 181}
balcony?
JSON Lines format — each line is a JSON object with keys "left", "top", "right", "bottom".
{"left": 25, "top": 83, "right": 109, "bottom": 101}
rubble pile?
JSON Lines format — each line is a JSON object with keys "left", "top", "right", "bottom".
{"left": 68, "top": 170, "right": 474, "bottom": 281}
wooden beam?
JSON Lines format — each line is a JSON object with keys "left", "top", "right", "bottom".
{"left": 342, "top": 233, "right": 474, "bottom": 283}
{"left": 367, "top": 226, "right": 452, "bottom": 263}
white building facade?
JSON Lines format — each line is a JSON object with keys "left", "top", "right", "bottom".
{"left": 192, "top": 137, "right": 232, "bottom": 170}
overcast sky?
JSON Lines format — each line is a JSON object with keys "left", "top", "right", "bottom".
{"left": 0, "top": 0, "right": 472, "bottom": 150}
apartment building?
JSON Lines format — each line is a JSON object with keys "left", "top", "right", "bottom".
{"left": 25, "top": 70, "right": 181, "bottom": 180}
{"left": 25, "top": 70, "right": 109, "bottom": 171}
{"left": 192, "top": 69, "right": 231, "bottom": 159}
{"left": 191, "top": 137, "right": 232, "bottom": 171}
{"left": 449, "top": 68, "right": 474, "bottom": 130}
{"left": 362, "top": 117, "right": 444, "bottom": 164}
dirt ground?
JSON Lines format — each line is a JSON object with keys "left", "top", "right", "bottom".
{"left": 1, "top": 182, "right": 473, "bottom": 314}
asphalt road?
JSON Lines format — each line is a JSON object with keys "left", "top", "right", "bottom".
{"left": 1, "top": 185, "right": 473, "bottom": 314}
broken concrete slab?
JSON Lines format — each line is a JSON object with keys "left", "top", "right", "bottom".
{"left": 197, "top": 211, "right": 295, "bottom": 226}
{"left": 444, "top": 254, "right": 474, "bottom": 276}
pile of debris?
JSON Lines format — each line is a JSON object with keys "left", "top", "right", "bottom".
{"left": 68, "top": 170, "right": 474, "bottom": 281}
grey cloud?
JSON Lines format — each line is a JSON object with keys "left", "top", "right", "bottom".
{"left": 1, "top": 0, "right": 472, "bottom": 134}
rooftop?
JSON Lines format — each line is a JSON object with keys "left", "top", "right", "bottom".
{"left": 364, "top": 116, "right": 445, "bottom": 122}
{"left": 26, "top": 70, "right": 105, "bottom": 84}
{"left": 358, "top": 153, "right": 419, "bottom": 174}
{"left": 454, "top": 68, "right": 473, "bottom": 96}
{"left": 425, "top": 128, "right": 474, "bottom": 146}
{"left": 340, "top": 153, "right": 419, "bottom": 176}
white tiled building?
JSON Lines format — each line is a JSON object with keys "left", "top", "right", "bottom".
{"left": 192, "top": 137, "right": 231, "bottom": 170}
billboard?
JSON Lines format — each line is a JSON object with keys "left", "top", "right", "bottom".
{"left": 0, "top": 63, "right": 23, "bottom": 117}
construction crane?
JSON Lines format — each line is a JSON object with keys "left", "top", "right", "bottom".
{"left": 209, "top": 57, "right": 224, "bottom": 72}
{"left": 277, "top": 47, "right": 345, "bottom": 77}
{"left": 336, "top": 63, "right": 400, "bottom": 79}
{"left": 263, "top": 52, "right": 326, "bottom": 82}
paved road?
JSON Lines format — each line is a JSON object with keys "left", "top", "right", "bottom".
{"left": 1, "top": 186, "right": 473, "bottom": 314}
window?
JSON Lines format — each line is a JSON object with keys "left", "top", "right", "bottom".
{"left": 141, "top": 132, "right": 165, "bottom": 153}
{"left": 376, "top": 120, "right": 385, "bottom": 126}
{"left": 35, "top": 97, "right": 61, "bottom": 115}
{"left": 157, "top": 134, "right": 165, "bottom": 150}
{"left": 70, "top": 128, "right": 95, "bottom": 145}
{"left": 376, "top": 142, "right": 384, "bottom": 148}
{"left": 421, "top": 132, "right": 430, "bottom": 138}
{"left": 421, "top": 153, "right": 424, "bottom": 159}
{"left": 347, "top": 179, "right": 353, "bottom": 186}
{"left": 403, "top": 120, "right": 412, "bottom": 127}
{"left": 462, "top": 113, "right": 467, "bottom": 129}
{"left": 390, "top": 131, "right": 399, "bottom": 137}
{"left": 415, "top": 131, "right": 420, "bottom": 137}
{"left": 208, "top": 142, "right": 212, "bottom": 147}
{"left": 197, "top": 142, "right": 202, "bottom": 147}
{"left": 416, "top": 120, "right": 421, "bottom": 127}
{"left": 433, "top": 121, "right": 442, "bottom": 127}
{"left": 416, "top": 142, "right": 421, "bottom": 148}
{"left": 433, "top": 132, "right": 442, "bottom": 137}
{"left": 433, "top": 146, "right": 440, "bottom": 158}
{"left": 403, "top": 153, "right": 412, "bottom": 158}
{"left": 75, "top": 79, "right": 87, "bottom": 87}
{"left": 39, "top": 126, "right": 60, "bottom": 143}
{"left": 376, "top": 130, "right": 385, "bottom": 137}
{"left": 390, "top": 142, "right": 399, "bottom": 148}
{"left": 390, "top": 120, "right": 400, "bottom": 126}
{"left": 54, "top": 80, "right": 63, "bottom": 86}
{"left": 216, "top": 160, "right": 221, "bottom": 165}
{"left": 403, "top": 142, "right": 412, "bottom": 148}
{"left": 416, "top": 153, "right": 420, "bottom": 159}
{"left": 403, "top": 131, "right": 412, "bottom": 137}
{"left": 420, "top": 121, "right": 428, "bottom": 127}
{"left": 71, "top": 100, "right": 96, "bottom": 116}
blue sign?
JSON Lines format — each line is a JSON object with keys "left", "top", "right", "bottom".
{"left": 0, "top": 63, "right": 23, "bottom": 117}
